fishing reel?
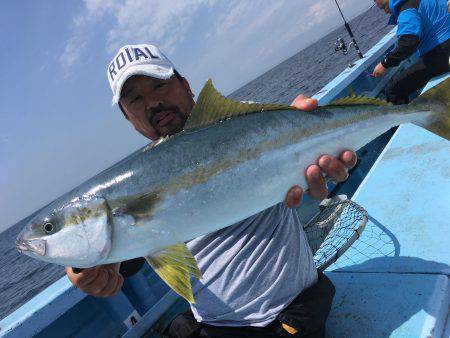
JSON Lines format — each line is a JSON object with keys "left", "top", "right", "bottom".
{"left": 334, "top": 37, "right": 356, "bottom": 56}
{"left": 334, "top": 37, "right": 348, "bottom": 55}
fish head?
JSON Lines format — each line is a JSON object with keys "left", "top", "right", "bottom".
{"left": 16, "top": 195, "right": 112, "bottom": 268}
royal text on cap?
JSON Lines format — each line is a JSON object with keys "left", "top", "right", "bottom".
{"left": 109, "top": 47, "right": 160, "bottom": 82}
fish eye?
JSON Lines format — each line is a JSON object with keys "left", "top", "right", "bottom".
{"left": 43, "top": 222, "right": 54, "bottom": 234}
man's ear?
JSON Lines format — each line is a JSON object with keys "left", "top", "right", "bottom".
{"left": 181, "top": 76, "right": 195, "bottom": 98}
{"left": 118, "top": 101, "right": 130, "bottom": 120}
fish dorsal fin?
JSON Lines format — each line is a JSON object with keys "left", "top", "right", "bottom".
{"left": 324, "top": 95, "right": 391, "bottom": 107}
{"left": 145, "top": 243, "right": 202, "bottom": 303}
{"left": 185, "top": 79, "right": 294, "bottom": 130}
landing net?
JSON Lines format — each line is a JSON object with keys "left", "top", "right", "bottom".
{"left": 303, "top": 195, "right": 368, "bottom": 271}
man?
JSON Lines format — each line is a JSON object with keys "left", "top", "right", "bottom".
{"left": 372, "top": 0, "right": 450, "bottom": 104}
{"left": 66, "top": 44, "right": 357, "bottom": 337}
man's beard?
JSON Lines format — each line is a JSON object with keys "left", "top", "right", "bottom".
{"left": 148, "top": 104, "right": 188, "bottom": 137}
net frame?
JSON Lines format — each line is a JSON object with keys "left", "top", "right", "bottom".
{"left": 303, "top": 196, "right": 368, "bottom": 271}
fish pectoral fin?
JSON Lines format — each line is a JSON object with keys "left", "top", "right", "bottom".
{"left": 185, "top": 79, "right": 294, "bottom": 130}
{"left": 145, "top": 243, "right": 202, "bottom": 303}
{"left": 111, "top": 191, "right": 161, "bottom": 222}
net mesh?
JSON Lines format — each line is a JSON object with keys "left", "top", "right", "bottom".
{"left": 304, "top": 197, "right": 368, "bottom": 271}
{"left": 325, "top": 214, "right": 399, "bottom": 269}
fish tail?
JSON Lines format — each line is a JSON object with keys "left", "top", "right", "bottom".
{"left": 414, "top": 76, "right": 450, "bottom": 140}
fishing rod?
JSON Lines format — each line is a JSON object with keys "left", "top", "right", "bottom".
{"left": 333, "top": 0, "right": 364, "bottom": 59}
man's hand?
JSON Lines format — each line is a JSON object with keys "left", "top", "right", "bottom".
{"left": 285, "top": 94, "right": 357, "bottom": 208}
{"left": 66, "top": 263, "right": 123, "bottom": 297}
{"left": 291, "top": 94, "right": 318, "bottom": 111}
{"left": 372, "top": 62, "right": 388, "bottom": 78}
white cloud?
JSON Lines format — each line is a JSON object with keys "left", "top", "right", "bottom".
{"left": 61, "top": 0, "right": 217, "bottom": 72}
{"left": 59, "top": 37, "right": 87, "bottom": 76}
{"left": 308, "top": 1, "right": 331, "bottom": 24}
{"left": 58, "top": 0, "right": 109, "bottom": 75}
{"left": 185, "top": 0, "right": 343, "bottom": 92}
{"left": 61, "top": 0, "right": 371, "bottom": 91}
{"left": 106, "top": 0, "right": 218, "bottom": 54}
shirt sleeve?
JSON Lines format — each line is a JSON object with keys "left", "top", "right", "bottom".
{"left": 396, "top": 8, "right": 422, "bottom": 37}
{"left": 381, "top": 34, "right": 420, "bottom": 68}
{"left": 382, "top": 6, "right": 422, "bottom": 68}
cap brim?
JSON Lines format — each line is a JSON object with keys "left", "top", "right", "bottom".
{"left": 111, "top": 64, "right": 174, "bottom": 105}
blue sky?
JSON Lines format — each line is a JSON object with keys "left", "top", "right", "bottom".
{"left": 0, "top": 0, "right": 373, "bottom": 232}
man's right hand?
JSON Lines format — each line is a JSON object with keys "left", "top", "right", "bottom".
{"left": 66, "top": 263, "right": 124, "bottom": 297}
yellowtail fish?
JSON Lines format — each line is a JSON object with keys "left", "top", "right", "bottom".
{"left": 16, "top": 77, "right": 450, "bottom": 302}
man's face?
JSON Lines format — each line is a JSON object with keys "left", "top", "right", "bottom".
{"left": 375, "top": 0, "right": 391, "bottom": 14}
{"left": 119, "top": 74, "right": 195, "bottom": 141}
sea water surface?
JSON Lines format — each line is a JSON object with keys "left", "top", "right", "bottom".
{"left": 0, "top": 7, "right": 393, "bottom": 320}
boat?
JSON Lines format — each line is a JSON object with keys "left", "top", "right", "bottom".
{"left": 1, "top": 25, "right": 449, "bottom": 338}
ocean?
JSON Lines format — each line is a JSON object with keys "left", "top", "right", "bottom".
{"left": 0, "top": 6, "right": 393, "bottom": 320}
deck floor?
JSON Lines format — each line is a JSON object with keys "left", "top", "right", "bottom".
{"left": 325, "top": 124, "right": 450, "bottom": 337}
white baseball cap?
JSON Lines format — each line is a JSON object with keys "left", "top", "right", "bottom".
{"left": 107, "top": 44, "right": 175, "bottom": 105}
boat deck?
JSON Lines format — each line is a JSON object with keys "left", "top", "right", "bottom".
{"left": 325, "top": 74, "right": 450, "bottom": 336}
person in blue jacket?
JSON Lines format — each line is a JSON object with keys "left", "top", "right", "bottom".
{"left": 372, "top": 0, "right": 450, "bottom": 104}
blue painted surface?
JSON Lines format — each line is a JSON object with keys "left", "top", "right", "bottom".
{"left": 421, "top": 73, "right": 450, "bottom": 93}
{"left": 121, "top": 264, "right": 171, "bottom": 314}
{"left": 0, "top": 277, "right": 85, "bottom": 337}
{"left": 327, "top": 124, "right": 450, "bottom": 274}
{"left": 122, "top": 293, "right": 186, "bottom": 338}
{"left": 444, "top": 312, "right": 450, "bottom": 337}
{"left": 36, "top": 296, "right": 127, "bottom": 338}
{"left": 326, "top": 272, "right": 449, "bottom": 338}
{"left": 0, "top": 266, "right": 171, "bottom": 337}
{"left": 326, "top": 105, "right": 450, "bottom": 337}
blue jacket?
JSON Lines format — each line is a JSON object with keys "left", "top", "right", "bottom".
{"left": 389, "top": 0, "right": 450, "bottom": 55}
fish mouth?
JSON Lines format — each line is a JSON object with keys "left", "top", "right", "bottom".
{"left": 16, "top": 238, "right": 46, "bottom": 256}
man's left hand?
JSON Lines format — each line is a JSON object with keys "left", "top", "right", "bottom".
{"left": 372, "top": 62, "right": 388, "bottom": 78}
{"left": 285, "top": 94, "right": 357, "bottom": 208}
